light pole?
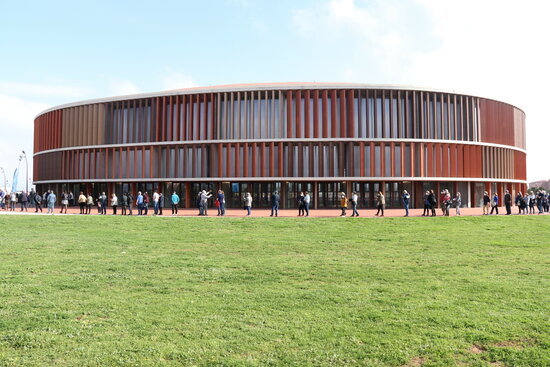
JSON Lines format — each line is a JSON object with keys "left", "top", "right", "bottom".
{"left": 19, "top": 151, "right": 28, "bottom": 193}
{"left": 0, "top": 166, "right": 6, "bottom": 192}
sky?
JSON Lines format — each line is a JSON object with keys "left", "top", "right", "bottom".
{"left": 1, "top": 0, "right": 549, "bottom": 190}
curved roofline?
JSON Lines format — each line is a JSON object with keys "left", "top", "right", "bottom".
{"left": 35, "top": 82, "right": 525, "bottom": 119}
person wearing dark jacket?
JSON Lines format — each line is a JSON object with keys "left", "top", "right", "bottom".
{"left": 504, "top": 190, "right": 512, "bottom": 215}
{"left": 100, "top": 192, "right": 108, "bottom": 215}
{"left": 515, "top": 192, "right": 523, "bottom": 214}
{"left": 490, "top": 193, "right": 499, "bottom": 215}
{"left": 428, "top": 190, "right": 436, "bottom": 217}
{"left": 297, "top": 192, "right": 305, "bottom": 216}
{"left": 158, "top": 193, "right": 164, "bottom": 215}
{"left": 34, "top": 193, "right": 43, "bottom": 213}
{"left": 121, "top": 193, "right": 128, "bottom": 215}
{"left": 483, "top": 191, "right": 491, "bottom": 215}
{"left": 270, "top": 191, "right": 280, "bottom": 217}
{"left": 19, "top": 191, "right": 28, "bottom": 212}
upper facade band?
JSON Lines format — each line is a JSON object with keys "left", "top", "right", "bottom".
{"left": 34, "top": 84, "right": 526, "bottom": 155}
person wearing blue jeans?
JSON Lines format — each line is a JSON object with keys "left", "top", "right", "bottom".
{"left": 171, "top": 191, "right": 180, "bottom": 215}
{"left": 490, "top": 193, "right": 499, "bottom": 215}
{"left": 270, "top": 191, "right": 280, "bottom": 217}
{"left": 402, "top": 190, "right": 410, "bottom": 217}
{"left": 350, "top": 191, "right": 359, "bottom": 217}
{"left": 243, "top": 192, "right": 252, "bottom": 216}
{"left": 217, "top": 190, "right": 225, "bottom": 216}
{"left": 303, "top": 191, "right": 311, "bottom": 217}
{"left": 136, "top": 191, "right": 144, "bottom": 216}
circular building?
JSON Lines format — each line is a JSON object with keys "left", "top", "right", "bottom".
{"left": 33, "top": 83, "right": 527, "bottom": 209}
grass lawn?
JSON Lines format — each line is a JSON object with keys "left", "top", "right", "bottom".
{"left": 0, "top": 215, "right": 548, "bottom": 367}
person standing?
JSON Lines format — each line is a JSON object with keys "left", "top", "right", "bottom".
{"left": 303, "top": 191, "right": 311, "bottom": 217}
{"left": 350, "top": 191, "right": 359, "bottom": 217}
{"left": 528, "top": 191, "right": 535, "bottom": 214}
{"left": 111, "top": 193, "right": 118, "bottom": 215}
{"left": 243, "top": 192, "right": 252, "bottom": 216}
{"left": 153, "top": 190, "right": 160, "bottom": 215}
{"left": 490, "top": 192, "right": 499, "bottom": 215}
{"left": 34, "top": 192, "right": 43, "bottom": 213}
{"left": 442, "top": 189, "right": 451, "bottom": 217}
{"left": 86, "top": 193, "right": 93, "bottom": 214}
{"left": 340, "top": 192, "right": 348, "bottom": 217}
{"left": 136, "top": 191, "right": 144, "bottom": 216}
{"left": 47, "top": 191, "right": 56, "bottom": 214}
{"left": 43, "top": 191, "right": 49, "bottom": 209}
{"left": 297, "top": 192, "right": 305, "bottom": 216}
{"left": 402, "top": 190, "right": 410, "bottom": 217}
{"left": 536, "top": 191, "right": 544, "bottom": 214}
{"left": 375, "top": 191, "right": 385, "bottom": 217}
{"left": 28, "top": 189, "right": 36, "bottom": 209}
{"left": 270, "top": 190, "right": 280, "bottom": 217}
{"left": 121, "top": 192, "right": 128, "bottom": 215}
{"left": 200, "top": 190, "right": 212, "bottom": 216}
{"left": 171, "top": 191, "right": 180, "bottom": 216}
{"left": 143, "top": 192, "right": 150, "bottom": 215}
{"left": 99, "top": 192, "right": 108, "bottom": 215}
{"left": 428, "top": 190, "right": 436, "bottom": 217}
{"left": 6, "top": 192, "right": 12, "bottom": 211}
{"left": 453, "top": 192, "right": 462, "bottom": 216}
{"left": 127, "top": 192, "right": 134, "bottom": 215}
{"left": 515, "top": 192, "right": 523, "bottom": 215}
{"left": 78, "top": 192, "right": 87, "bottom": 214}
{"left": 483, "top": 191, "right": 491, "bottom": 215}
{"left": 521, "top": 193, "right": 528, "bottom": 215}
{"left": 216, "top": 190, "right": 225, "bottom": 216}
{"left": 158, "top": 193, "right": 164, "bottom": 215}
{"left": 19, "top": 191, "right": 28, "bottom": 212}
{"left": 504, "top": 190, "right": 512, "bottom": 215}
{"left": 68, "top": 191, "right": 74, "bottom": 207}
{"left": 60, "top": 191, "right": 69, "bottom": 214}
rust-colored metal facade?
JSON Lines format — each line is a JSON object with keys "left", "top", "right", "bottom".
{"left": 33, "top": 83, "right": 527, "bottom": 208}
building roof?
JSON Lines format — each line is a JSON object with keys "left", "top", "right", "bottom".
{"left": 35, "top": 82, "right": 524, "bottom": 118}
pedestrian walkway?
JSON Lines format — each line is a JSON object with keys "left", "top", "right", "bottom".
{"left": 0, "top": 206, "right": 542, "bottom": 217}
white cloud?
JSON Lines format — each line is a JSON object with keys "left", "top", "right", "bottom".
{"left": 108, "top": 80, "right": 141, "bottom": 96}
{"left": 412, "top": 0, "right": 550, "bottom": 181}
{"left": 0, "top": 94, "right": 50, "bottom": 191}
{"left": 160, "top": 70, "right": 197, "bottom": 91}
{"left": 293, "top": 0, "right": 550, "bottom": 181}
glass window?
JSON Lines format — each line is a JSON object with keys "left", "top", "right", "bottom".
{"left": 313, "top": 145, "right": 319, "bottom": 177}
{"left": 303, "top": 145, "right": 309, "bottom": 177}
{"left": 436, "top": 96, "right": 442, "bottom": 139}
{"left": 354, "top": 145, "right": 360, "bottom": 176}
{"left": 360, "top": 92, "right": 367, "bottom": 138}
{"left": 222, "top": 146, "right": 227, "bottom": 177}
{"left": 376, "top": 96, "right": 382, "bottom": 138}
{"left": 273, "top": 144, "right": 279, "bottom": 177}
{"left": 354, "top": 95, "right": 359, "bottom": 138}
{"left": 374, "top": 145, "right": 380, "bottom": 176}
{"left": 327, "top": 94, "right": 332, "bottom": 136}
{"left": 274, "top": 97, "right": 280, "bottom": 139}
{"left": 392, "top": 95, "right": 398, "bottom": 138}
{"left": 143, "top": 149, "right": 150, "bottom": 178}
{"left": 323, "top": 145, "right": 329, "bottom": 177}
{"left": 395, "top": 145, "right": 401, "bottom": 177}
{"left": 364, "top": 144, "right": 371, "bottom": 176}
{"left": 385, "top": 145, "right": 391, "bottom": 177}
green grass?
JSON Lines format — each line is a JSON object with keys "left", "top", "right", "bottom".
{"left": 0, "top": 215, "right": 548, "bottom": 367}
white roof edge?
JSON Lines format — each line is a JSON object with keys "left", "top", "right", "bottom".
{"left": 34, "top": 82, "right": 525, "bottom": 119}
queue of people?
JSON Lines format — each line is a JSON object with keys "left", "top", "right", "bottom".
{"left": 3, "top": 187, "right": 550, "bottom": 217}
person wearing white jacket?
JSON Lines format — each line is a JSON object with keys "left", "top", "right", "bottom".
{"left": 243, "top": 192, "right": 252, "bottom": 216}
